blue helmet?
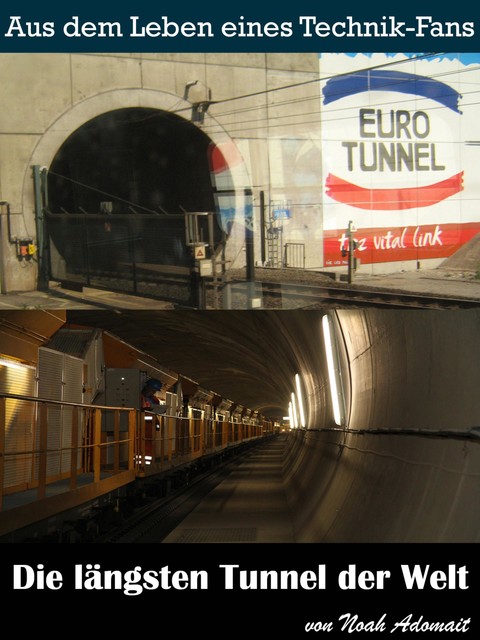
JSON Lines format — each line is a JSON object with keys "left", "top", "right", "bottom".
{"left": 145, "top": 378, "right": 162, "bottom": 391}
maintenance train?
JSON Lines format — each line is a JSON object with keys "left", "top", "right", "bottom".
{"left": 0, "top": 313, "right": 276, "bottom": 541}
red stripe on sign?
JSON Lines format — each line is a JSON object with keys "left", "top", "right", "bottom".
{"left": 325, "top": 172, "right": 464, "bottom": 210}
{"left": 323, "top": 221, "right": 480, "bottom": 266}
{"left": 208, "top": 142, "right": 244, "bottom": 174}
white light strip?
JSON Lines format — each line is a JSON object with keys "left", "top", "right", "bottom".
{"left": 288, "top": 402, "right": 294, "bottom": 428}
{"left": 295, "top": 373, "right": 306, "bottom": 428}
{"left": 322, "top": 314, "right": 342, "bottom": 426}
{"left": 291, "top": 392, "right": 299, "bottom": 428}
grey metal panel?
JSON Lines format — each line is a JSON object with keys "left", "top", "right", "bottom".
{"left": 62, "top": 355, "right": 84, "bottom": 472}
{"left": 99, "top": 368, "right": 142, "bottom": 432}
{"left": 37, "top": 348, "right": 63, "bottom": 477}
{"left": 37, "top": 347, "right": 85, "bottom": 478}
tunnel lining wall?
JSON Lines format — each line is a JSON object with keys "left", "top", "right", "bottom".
{"left": 283, "top": 428, "right": 480, "bottom": 543}
{"left": 284, "top": 309, "right": 480, "bottom": 543}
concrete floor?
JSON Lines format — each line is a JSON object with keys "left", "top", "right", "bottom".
{"left": 162, "top": 436, "right": 295, "bottom": 543}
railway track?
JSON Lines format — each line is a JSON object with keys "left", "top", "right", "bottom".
{"left": 56, "top": 269, "right": 480, "bottom": 311}
{"left": 225, "top": 279, "right": 480, "bottom": 310}
{"left": 94, "top": 443, "right": 260, "bottom": 544}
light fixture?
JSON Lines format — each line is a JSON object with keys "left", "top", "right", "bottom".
{"left": 288, "top": 401, "right": 294, "bottom": 428}
{"left": 322, "top": 314, "right": 345, "bottom": 426}
{"left": 291, "top": 392, "right": 299, "bottom": 428}
{"left": 0, "top": 356, "right": 27, "bottom": 371}
{"left": 295, "top": 373, "right": 306, "bottom": 428}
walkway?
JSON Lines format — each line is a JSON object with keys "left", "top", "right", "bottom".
{"left": 161, "top": 435, "right": 295, "bottom": 543}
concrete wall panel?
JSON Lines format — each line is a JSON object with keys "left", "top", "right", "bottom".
{"left": 0, "top": 54, "right": 72, "bottom": 132}
{"left": 71, "top": 54, "right": 143, "bottom": 102}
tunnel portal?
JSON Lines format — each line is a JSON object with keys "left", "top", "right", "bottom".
{"left": 44, "top": 107, "right": 233, "bottom": 302}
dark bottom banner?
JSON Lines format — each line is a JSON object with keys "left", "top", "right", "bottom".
{"left": 2, "top": 543, "right": 478, "bottom": 636}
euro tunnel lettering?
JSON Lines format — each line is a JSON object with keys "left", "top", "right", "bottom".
{"left": 413, "top": 225, "right": 443, "bottom": 247}
{"left": 359, "top": 109, "right": 431, "bottom": 140}
{"left": 342, "top": 141, "right": 445, "bottom": 172}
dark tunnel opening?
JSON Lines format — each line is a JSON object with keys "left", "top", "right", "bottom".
{"left": 48, "top": 107, "right": 218, "bottom": 216}
{"left": 44, "top": 108, "right": 232, "bottom": 286}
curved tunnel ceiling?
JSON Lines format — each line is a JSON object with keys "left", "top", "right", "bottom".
{"left": 66, "top": 307, "right": 480, "bottom": 429}
{"left": 68, "top": 309, "right": 317, "bottom": 418}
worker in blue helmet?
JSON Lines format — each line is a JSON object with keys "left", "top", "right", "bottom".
{"left": 141, "top": 378, "right": 166, "bottom": 414}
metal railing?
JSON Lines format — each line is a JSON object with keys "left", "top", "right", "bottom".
{"left": 1, "top": 392, "right": 273, "bottom": 509}
{"left": 136, "top": 412, "right": 269, "bottom": 476}
{"left": 45, "top": 211, "right": 197, "bottom": 305}
{"left": 0, "top": 393, "right": 136, "bottom": 512}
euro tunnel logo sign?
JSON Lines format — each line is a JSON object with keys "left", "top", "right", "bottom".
{"left": 322, "top": 70, "right": 464, "bottom": 211}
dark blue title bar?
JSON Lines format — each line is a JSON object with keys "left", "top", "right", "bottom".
{"left": 1, "top": 1, "right": 479, "bottom": 52}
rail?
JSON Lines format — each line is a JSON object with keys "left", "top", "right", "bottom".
{"left": 226, "top": 279, "right": 480, "bottom": 310}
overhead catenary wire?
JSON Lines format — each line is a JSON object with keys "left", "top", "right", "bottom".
{"left": 40, "top": 53, "right": 480, "bottom": 213}
{"left": 42, "top": 52, "right": 479, "bottom": 140}
{"left": 202, "top": 61, "right": 480, "bottom": 125}
{"left": 36, "top": 52, "right": 480, "bottom": 147}
{"left": 171, "top": 52, "right": 447, "bottom": 114}
{"left": 200, "top": 77, "right": 480, "bottom": 136}
{"left": 46, "top": 169, "right": 173, "bottom": 216}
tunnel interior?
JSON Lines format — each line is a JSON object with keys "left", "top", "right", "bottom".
{"left": 65, "top": 308, "right": 480, "bottom": 542}
{"left": 45, "top": 108, "right": 231, "bottom": 278}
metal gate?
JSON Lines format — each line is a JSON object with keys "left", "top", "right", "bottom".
{"left": 34, "top": 166, "right": 225, "bottom": 308}
{"left": 45, "top": 211, "right": 198, "bottom": 306}
{"left": 284, "top": 242, "right": 306, "bottom": 269}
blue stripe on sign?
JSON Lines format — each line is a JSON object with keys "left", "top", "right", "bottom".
{"left": 322, "top": 70, "right": 462, "bottom": 113}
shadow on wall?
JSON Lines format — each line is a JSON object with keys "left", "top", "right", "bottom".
{"left": 283, "top": 309, "right": 480, "bottom": 543}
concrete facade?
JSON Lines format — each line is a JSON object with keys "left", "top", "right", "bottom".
{"left": 0, "top": 54, "right": 318, "bottom": 293}
{"left": 3, "top": 52, "right": 477, "bottom": 296}
{"left": 0, "top": 52, "right": 321, "bottom": 294}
